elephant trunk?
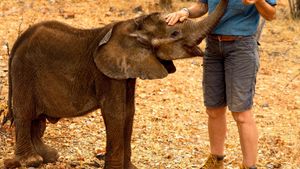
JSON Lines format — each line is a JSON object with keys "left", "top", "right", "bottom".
{"left": 191, "top": 0, "right": 228, "bottom": 41}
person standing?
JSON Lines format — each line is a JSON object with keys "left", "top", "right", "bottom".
{"left": 165, "top": 0, "right": 276, "bottom": 168}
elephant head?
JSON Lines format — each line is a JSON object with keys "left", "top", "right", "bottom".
{"left": 94, "top": 0, "right": 228, "bottom": 80}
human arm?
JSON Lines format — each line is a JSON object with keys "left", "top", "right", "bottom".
{"left": 243, "top": 0, "right": 276, "bottom": 20}
{"left": 165, "top": 1, "right": 208, "bottom": 26}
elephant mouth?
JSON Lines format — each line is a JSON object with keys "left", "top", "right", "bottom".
{"left": 185, "top": 45, "right": 203, "bottom": 57}
{"left": 158, "top": 59, "right": 176, "bottom": 74}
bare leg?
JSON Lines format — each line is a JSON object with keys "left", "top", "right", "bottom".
{"left": 232, "top": 109, "right": 258, "bottom": 167}
{"left": 206, "top": 106, "right": 227, "bottom": 156}
{"left": 31, "top": 116, "right": 59, "bottom": 163}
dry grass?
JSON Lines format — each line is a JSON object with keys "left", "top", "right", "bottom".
{"left": 0, "top": 0, "right": 299, "bottom": 168}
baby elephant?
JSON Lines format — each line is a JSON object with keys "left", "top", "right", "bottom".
{"left": 2, "top": 0, "right": 227, "bottom": 168}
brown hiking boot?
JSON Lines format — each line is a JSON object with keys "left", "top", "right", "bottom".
{"left": 239, "top": 164, "right": 257, "bottom": 169}
{"left": 200, "top": 154, "right": 225, "bottom": 169}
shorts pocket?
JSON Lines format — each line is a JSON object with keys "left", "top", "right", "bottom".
{"left": 235, "top": 36, "right": 258, "bottom": 51}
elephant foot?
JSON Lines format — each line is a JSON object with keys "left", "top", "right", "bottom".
{"left": 104, "top": 161, "right": 137, "bottom": 169}
{"left": 35, "top": 144, "right": 59, "bottom": 163}
{"left": 20, "top": 153, "right": 43, "bottom": 167}
{"left": 3, "top": 158, "right": 21, "bottom": 169}
{"left": 10, "top": 153, "right": 43, "bottom": 168}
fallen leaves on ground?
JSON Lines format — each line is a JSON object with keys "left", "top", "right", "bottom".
{"left": 0, "top": 0, "right": 299, "bottom": 168}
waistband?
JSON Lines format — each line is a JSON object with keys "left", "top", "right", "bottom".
{"left": 208, "top": 34, "right": 253, "bottom": 42}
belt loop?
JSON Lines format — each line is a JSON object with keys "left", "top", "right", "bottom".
{"left": 218, "top": 36, "right": 222, "bottom": 42}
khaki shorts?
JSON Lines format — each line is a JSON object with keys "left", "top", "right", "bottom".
{"left": 202, "top": 35, "right": 259, "bottom": 112}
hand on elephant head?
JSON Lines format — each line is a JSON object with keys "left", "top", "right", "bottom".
{"left": 93, "top": 13, "right": 203, "bottom": 80}
{"left": 94, "top": 0, "right": 228, "bottom": 80}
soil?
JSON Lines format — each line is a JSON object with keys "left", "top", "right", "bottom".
{"left": 0, "top": 0, "right": 299, "bottom": 168}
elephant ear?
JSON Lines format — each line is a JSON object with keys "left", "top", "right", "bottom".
{"left": 93, "top": 24, "right": 168, "bottom": 80}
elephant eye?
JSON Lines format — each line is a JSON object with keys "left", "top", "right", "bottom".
{"left": 170, "top": 30, "right": 180, "bottom": 38}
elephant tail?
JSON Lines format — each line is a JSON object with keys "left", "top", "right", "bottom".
{"left": 1, "top": 43, "right": 13, "bottom": 126}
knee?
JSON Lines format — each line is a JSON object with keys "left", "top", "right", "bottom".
{"left": 232, "top": 109, "right": 254, "bottom": 124}
{"left": 206, "top": 106, "right": 226, "bottom": 119}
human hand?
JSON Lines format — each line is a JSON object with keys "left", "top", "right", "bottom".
{"left": 242, "top": 0, "right": 263, "bottom": 5}
{"left": 165, "top": 10, "right": 189, "bottom": 26}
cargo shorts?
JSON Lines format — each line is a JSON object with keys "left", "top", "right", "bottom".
{"left": 202, "top": 35, "right": 259, "bottom": 112}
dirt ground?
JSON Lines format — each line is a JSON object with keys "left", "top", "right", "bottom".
{"left": 0, "top": 0, "right": 299, "bottom": 168}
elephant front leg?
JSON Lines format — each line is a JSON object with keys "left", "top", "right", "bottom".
{"left": 102, "top": 103, "right": 126, "bottom": 169}
{"left": 101, "top": 80, "right": 127, "bottom": 169}
{"left": 123, "top": 79, "right": 137, "bottom": 169}
{"left": 104, "top": 117, "right": 126, "bottom": 169}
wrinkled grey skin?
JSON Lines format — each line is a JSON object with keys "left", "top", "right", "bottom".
{"left": 2, "top": 0, "right": 227, "bottom": 168}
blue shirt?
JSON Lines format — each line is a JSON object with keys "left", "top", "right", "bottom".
{"left": 200, "top": 0, "right": 276, "bottom": 36}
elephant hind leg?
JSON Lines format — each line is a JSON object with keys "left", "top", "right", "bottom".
{"left": 31, "top": 116, "right": 59, "bottom": 163}
{"left": 4, "top": 119, "right": 43, "bottom": 168}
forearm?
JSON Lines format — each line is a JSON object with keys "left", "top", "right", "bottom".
{"left": 187, "top": 1, "right": 208, "bottom": 18}
{"left": 255, "top": 0, "right": 276, "bottom": 20}
{"left": 165, "top": 1, "right": 208, "bottom": 25}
